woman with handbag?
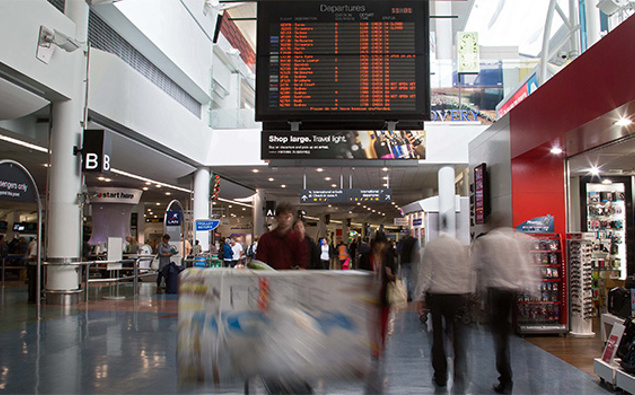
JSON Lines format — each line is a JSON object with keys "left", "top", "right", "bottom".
{"left": 358, "top": 231, "right": 396, "bottom": 359}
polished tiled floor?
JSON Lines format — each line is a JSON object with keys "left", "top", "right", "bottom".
{"left": 0, "top": 281, "right": 612, "bottom": 394}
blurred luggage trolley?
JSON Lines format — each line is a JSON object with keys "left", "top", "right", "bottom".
{"left": 177, "top": 267, "right": 378, "bottom": 392}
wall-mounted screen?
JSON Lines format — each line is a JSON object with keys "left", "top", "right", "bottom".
{"left": 256, "top": 1, "right": 430, "bottom": 123}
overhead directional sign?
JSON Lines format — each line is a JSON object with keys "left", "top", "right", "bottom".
{"left": 300, "top": 189, "right": 392, "bottom": 204}
{"left": 196, "top": 219, "right": 220, "bottom": 231}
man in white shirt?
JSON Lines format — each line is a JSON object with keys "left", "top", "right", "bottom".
{"left": 471, "top": 213, "right": 538, "bottom": 394}
{"left": 415, "top": 221, "right": 474, "bottom": 390}
{"left": 231, "top": 236, "right": 244, "bottom": 266}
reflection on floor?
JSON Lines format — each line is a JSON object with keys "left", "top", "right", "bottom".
{"left": 0, "top": 282, "right": 612, "bottom": 394}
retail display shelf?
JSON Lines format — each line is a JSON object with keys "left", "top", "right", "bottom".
{"left": 616, "top": 368, "right": 635, "bottom": 394}
{"left": 517, "top": 324, "right": 567, "bottom": 335}
{"left": 540, "top": 278, "right": 561, "bottom": 282}
{"left": 594, "top": 358, "right": 617, "bottom": 386}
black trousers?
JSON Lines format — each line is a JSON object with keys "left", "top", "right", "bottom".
{"left": 428, "top": 293, "right": 468, "bottom": 384}
{"left": 487, "top": 288, "right": 515, "bottom": 386}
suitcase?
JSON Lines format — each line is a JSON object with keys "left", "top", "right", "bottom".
{"left": 161, "top": 262, "right": 184, "bottom": 294}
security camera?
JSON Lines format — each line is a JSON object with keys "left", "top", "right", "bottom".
{"left": 557, "top": 51, "right": 569, "bottom": 61}
{"left": 52, "top": 29, "right": 80, "bottom": 52}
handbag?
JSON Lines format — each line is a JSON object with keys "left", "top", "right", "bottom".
{"left": 388, "top": 278, "right": 408, "bottom": 309}
{"left": 150, "top": 254, "right": 160, "bottom": 271}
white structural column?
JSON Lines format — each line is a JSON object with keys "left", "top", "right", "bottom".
{"left": 434, "top": 1, "right": 454, "bottom": 88}
{"left": 253, "top": 189, "right": 266, "bottom": 237}
{"left": 438, "top": 166, "right": 456, "bottom": 237}
{"left": 585, "top": 0, "right": 601, "bottom": 48}
{"left": 46, "top": 0, "right": 89, "bottom": 292}
{"left": 193, "top": 168, "right": 211, "bottom": 251}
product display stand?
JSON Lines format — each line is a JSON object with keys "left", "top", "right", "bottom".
{"left": 567, "top": 233, "right": 595, "bottom": 337}
{"left": 516, "top": 233, "right": 568, "bottom": 335}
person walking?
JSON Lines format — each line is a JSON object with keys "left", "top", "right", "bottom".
{"left": 415, "top": 220, "right": 474, "bottom": 390}
{"left": 156, "top": 234, "right": 174, "bottom": 293}
{"left": 255, "top": 203, "right": 310, "bottom": 393}
{"left": 359, "top": 231, "right": 397, "bottom": 359}
{"left": 399, "top": 234, "right": 419, "bottom": 301}
{"left": 471, "top": 213, "right": 538, "bottom": 394}
{"left": 318, "top": 238, "right": 330, "bottom": 270}
{"left": 293, "top": 219, "right": 321, "bottom": 270}
{"left": 256, "top": 202, "right": 307, "bottom": 270}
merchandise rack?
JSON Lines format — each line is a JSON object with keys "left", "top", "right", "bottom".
{"left": 567, "top": 233, "right": 596, "bottom": 337}
{"left": 516, "top": 233, "right": 568, "bottom": 335}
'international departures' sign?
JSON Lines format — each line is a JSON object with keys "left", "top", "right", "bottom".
{"left": 300, "top": 189, "right": 392, "bottom": 204}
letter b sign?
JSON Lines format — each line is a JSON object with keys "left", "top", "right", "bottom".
{"left": 82, "top": 129, "right": 112, "bottom": 174}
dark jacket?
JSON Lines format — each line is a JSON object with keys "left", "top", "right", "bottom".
{"left": 359, "top": 248, "right": 397, "bottom": 306}
{"left": 306, "top": 236, "right": 322, "bottom": 270}
{"left": 256, "top": 228, "right": 308, "bottom": 270}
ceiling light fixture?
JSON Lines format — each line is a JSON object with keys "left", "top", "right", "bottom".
{"left": 0, "top": 133, "right": 49, "bottom": 153}
{"left": 252, "top": 169, "right": 259, "bottom": 173}
{"left": 382, "top": 167, "right": 389, "bottom": 172}
{"left": 142, "top": 187, "right": 149, "bottom": 191}
{"left": 615, "top": 118, "right": 633, "bottom": 127}
{"left": 281, "top": 184, "right": 287, "bottom": 188}
{"left": 331, "top": 184, "right": 337, "bottom": 188}
{"left": 316, "top": 168, "right": 324, "bottom": 172}
{"left": 602, "top": 179, "right": 613, "bottom": 185}
{"left": 109, "top": 168, "right": 192, "bottom": 193}
{"left": 550, "top": 147, "right": 563, "bottom": 155}
{"left": 97, "top": 176, "right": 105, "bottom": 181}
{"left": 104, "top": 178, "right": 111, "bottom": 182}
{"left": 165, "top": 192, "right": 171, "bottom": 196}
{"left": 324, "top": 177, "right": 332, "bottom": 181}
{"left": 156, "top": 202, "right": 160, "bottom": 206}
{"left": 268, "top": 177, "right": 274, "bottom": 182}
{"left": 589, "top": 166, "right": 600, "bottom": 176}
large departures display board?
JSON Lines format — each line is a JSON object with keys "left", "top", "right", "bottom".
{"left": 256, "top": 1, "right": 430, "bottom": 124}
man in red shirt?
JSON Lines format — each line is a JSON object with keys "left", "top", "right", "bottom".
{"left": 256, "top": 202, "right": 308, "bottom": 270}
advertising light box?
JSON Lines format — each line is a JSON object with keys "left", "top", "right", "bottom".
{"left": 262, "top": 130, "right": 425, "bottom": 160}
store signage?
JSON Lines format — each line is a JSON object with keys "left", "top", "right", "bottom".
{"left": 0, "top": 162, "right": 37, "bottom": 203}
{"left": 262, "top": 131, "right": 425, "bottom": 160}
{"left": 145, "top": 218, "right": 163, "bottom": 223}
{"left": 89, "top": 187, "right": 143, "bottom": 204}
{"left": 429, "top": 109, "right": 480, "bottom": 123}
{"left": 300, "top": 189, "right": 392, "bottom": 204}
{"left": 497, "top": 72, "right": 538, "bottom": 118}
{"left": 516, "top": 215, "right": 555, "bottom": 234}
{"left": 457, "top": 32, "right": 480, "bottom": 74}
{"left": 82, "top": 129, "right": 112, "bottom": 174}
{"left": 196, "top": 219, "right": 220, "bottom": 231}
{"left": 412, "top": 218, "right": 423, "bottom": 226}
{"left": 166, "top": 211, "right": 182, "bottom": 227}
{"left": 265, "top": 201, "right": 276, "bottom": 217}
{"left": 394, "top": 218, "right": 409, "bottom": 226}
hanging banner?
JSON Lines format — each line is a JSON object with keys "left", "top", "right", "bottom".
{"left": 457, "top": 32, "right": 480, "bottom": 74}
{"left": 0, "top": 162, "right": 38, "bottom": 203}
{"left": 88, "top": 187, "right": 143, "bottom": 204}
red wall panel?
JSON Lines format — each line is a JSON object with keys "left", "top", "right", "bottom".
{"left": 511, "top": 152, "right": 566, "bottom": 236}
{"left": 510, "top": 15, "right": 635, "bottom": 159}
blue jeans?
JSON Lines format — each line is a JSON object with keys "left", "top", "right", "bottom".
{"left": 400, "top": 263, "right": 413, "bottom": 300}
